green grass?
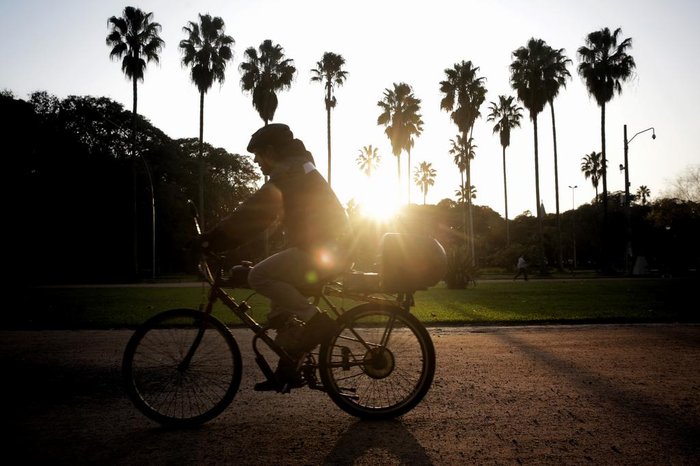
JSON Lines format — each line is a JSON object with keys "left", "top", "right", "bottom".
{"left": 15, "top": 277, "right": 697, "bottom": 329}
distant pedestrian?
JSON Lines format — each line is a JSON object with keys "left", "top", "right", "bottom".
{"left": 514, "top": 255, "right": 528, "bottom": 280}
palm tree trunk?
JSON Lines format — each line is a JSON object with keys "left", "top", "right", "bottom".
{"left": 396, "top": 153, "right": 401, "bottom": 200}
{"left": 326, "top": 91, "right": 332, "bottom": 186}
{"left": 550, "top": 101, "right": 563, "bottom": 271}
{"left": 199, "top": 91, "right": 205, "bottom": 229}
{"left": 502, "top": 145, "right": 509, "bottom": 246}
{"left": 131, "top": 75, "right": 139, "bottom": 278}
{"left": 533, "top": 116, "right": 545, "bottom": 275}
{"left": 600, "top": 102, "right": 609, "bottom": 272}
{"left": 407, "top": 147, "right": 412, "bottom": 204}
{"left": 459, "top": 168, "right": 467, "bottom": 250}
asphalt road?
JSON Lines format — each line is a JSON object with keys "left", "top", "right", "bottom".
{"left": 4, "top": 324, "right": 699, "bottom": 465}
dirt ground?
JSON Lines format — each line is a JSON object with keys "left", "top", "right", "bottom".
{"left": 3, "top": 324, "right": 699, "bottom": 465}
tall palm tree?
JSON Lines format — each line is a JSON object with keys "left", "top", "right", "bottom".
{"left": 581, "top": 151, "right": 604, "bottom": 201}
{"left": 413, "top": 161, "right": 437, "bottom": 205}
{"left": 440, "top": 60, "right": 487, "bottom": 264}
{"left": 106, "top": 6, "right": 164, "bottom": 277}
{"left": 578, "top": 27, "right": 636, "bottom": 269}
{"left": 636, "top": 185, "right": 651, "bottom": 205}
{"left": 310, "top": 52, "right": 348, "bottom": 186}
{"left": 377, "top": 83, "right": 423, "bottom": 202}
{"left": 239, "top": 39, "right": 296, "bottom": 124}
{"left": 487, "top": 95, "right": 523, "bottom": 246}
{"left": 510, "top": 38, "right": 551, "bottom": 274}
{"left": 179, "top": 13, "right": 234, "bottom": 227}
{"left": 107, "top": 7, "right": 164, "bottom": 150}
{"left": 356, "top": 145, "right": 380, "bottom": 177}
{"left": 544, "top": 46, "right": 572, "bottom": 270}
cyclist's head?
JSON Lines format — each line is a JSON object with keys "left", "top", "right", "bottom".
{"left": 248, "top": 123, "right": 314, "bottom": 171}
{"left": 247, "top": 123, "right": 293, "bottom": 155}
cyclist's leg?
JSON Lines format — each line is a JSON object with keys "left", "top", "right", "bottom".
{"left": 248, "top": 247, "right": 319, "bottom": 322}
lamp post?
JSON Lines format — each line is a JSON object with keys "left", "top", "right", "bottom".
{"left": 568, "top": 185, "right": 578, "bottom": 269}
{"left": 622, "top": 125, "right": 656, "bottom": 275}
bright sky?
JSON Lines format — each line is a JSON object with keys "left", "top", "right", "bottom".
{"left": 2, "top": 0, "right": 698, "bottom": 217}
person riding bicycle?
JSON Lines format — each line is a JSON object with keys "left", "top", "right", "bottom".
{"left": 195, "top": 123, "right": 349, "bottom": 390}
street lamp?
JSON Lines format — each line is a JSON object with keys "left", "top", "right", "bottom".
{"left": 568, "top": 185, "right": 578, "bottom": 269}
{"left": 621, "top": 124, "right": 656, "bottom": 275}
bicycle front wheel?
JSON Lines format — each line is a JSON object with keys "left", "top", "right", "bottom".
{"left": 122, "top": 308, "right": 242, "bottom": 427}
{"left": 318, "top": 304, "right": 435, "bottom": 419}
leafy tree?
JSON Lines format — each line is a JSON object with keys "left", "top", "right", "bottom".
{"left": 581, "top": 151, "right": 604, "bottom": 201}
{"left": 310, "top": 52, "right": 348, "bottom": 186}
{"left": 356, "top": 144, "right": 380, "bottom": 177}
{"left": 179, "top": 13, "right": 234, "bottom": 228}
{"left": 578, "top": 27, "right": 636, "bottom": 268}
{"left": 661, "top": 164, "right": 700, "bottom": 203}
{"left": 377, "top": 82, "right": 423, "bottom": 203}
{"left": 239, "top": 39, "right": 296, "bottom": 124}
{"left": 510, "top": 38, "right": 551, "bottom": 273}
{"left": 413, "top": 161, "right": 437, "bottom": 205}
{"left": 440, "top": 60, "right": 486, "bottom": 264}
{"left": 487, "top": 95, "right": 523, "bottom": 246}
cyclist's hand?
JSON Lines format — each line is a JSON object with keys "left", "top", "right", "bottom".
{"left": 185, "top": 234, "right": 211, "bottom": 255}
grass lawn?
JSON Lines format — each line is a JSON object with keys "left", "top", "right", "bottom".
{"left": 16, "top": 277, "right": 697, "bottom": 329}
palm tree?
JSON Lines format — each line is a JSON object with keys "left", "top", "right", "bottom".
{"left": 310, "top": 52, "right": 348, "bottom": 186}
{"left": 637, "top": 185, "right": 651, "bottom": 205}
{"left": 440, "top": 60, "right": 487, "bottom": 264}
{"left": 106, "top": 6, "right": 164, "bottom": 277}
{"left": 578, "top": 27, "right": 636, "bottom": 269}
{"left": 544, "top": 46, "right": 572, "bottom": 270}
{"left": 455, "top": 185, "right": 477, "bottom": 204}
{"left": 377, "top": 83, "right": 423, "bottom": 202}
{"left": 510, "top": 38, "right": 551, "bottom": 274}
{"left": 487, "top": 95, "right": 523, "bottom": 246}
{"left": 356, "top": 145, "right": 380, "bottom": 177}
{"left": 581, "top": 151, "right": 604, "bottom": 201}
{"left": 179, "top": 13, "right": 234, "bottom": 227}
{"left": 107, "top": 7, "right": 164, "bottom": 150}
{"left": 239, "top": 39, "right": 296, "bottom": 124}
{"left": 413, "top": 161, "right": 437, "bottom": 205}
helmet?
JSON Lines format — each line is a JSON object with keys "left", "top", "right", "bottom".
{"left": 246, "top": 123, "right": 293, "bottom": 153}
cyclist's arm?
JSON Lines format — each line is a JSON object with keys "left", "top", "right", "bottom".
{"left": 202, "top": 182, "right": 282, "bottom": 251}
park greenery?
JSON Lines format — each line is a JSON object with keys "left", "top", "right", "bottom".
{"left": 3, "top": 6, "right": 698, "bottom": 287}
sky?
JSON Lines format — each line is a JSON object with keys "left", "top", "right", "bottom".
{"left": 1, "top": 0, "right": 698, "bottom": 218}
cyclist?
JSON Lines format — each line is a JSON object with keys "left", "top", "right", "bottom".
{"left": 195, "top": 123, "right": 349, "bottom": 390}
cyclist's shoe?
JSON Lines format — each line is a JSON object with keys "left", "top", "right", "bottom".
{"left": 254, "top": 357, "right": 303, "bottom": 392}
{"left": 297, "top": 311, "right": 340, "bottom": 352}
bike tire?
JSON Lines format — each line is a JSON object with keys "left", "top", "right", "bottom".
{"left": 318, "top": 304, "right": 435, "bottom": 419}
{"left": 122, "top": 308, "right": 242, "bottom": 427}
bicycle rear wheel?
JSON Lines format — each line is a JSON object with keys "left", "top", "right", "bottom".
{"left": 318, "top": 304, "right": 435, "bottom": 419}
{"left": 122, "top": 308, "right": 242, "bottom": 427}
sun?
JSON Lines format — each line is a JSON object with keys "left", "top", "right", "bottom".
{"left": 356, "top": 179, "right": 400, "bottom": 221}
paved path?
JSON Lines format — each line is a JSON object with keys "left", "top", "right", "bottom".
{"left": 4, "top": 324, "right": 699, "bottom": 464}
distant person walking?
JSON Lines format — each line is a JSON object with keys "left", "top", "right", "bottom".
{"left": 514, "top": 255, "right": 528, "bottom": 280}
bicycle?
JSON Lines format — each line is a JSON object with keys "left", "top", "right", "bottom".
{"left": 122, "top": 201, "right": 446, "bottom": 427}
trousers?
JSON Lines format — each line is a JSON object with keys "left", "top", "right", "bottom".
{"left": 247, "top": 246, "right": 348, "bottom": 323}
